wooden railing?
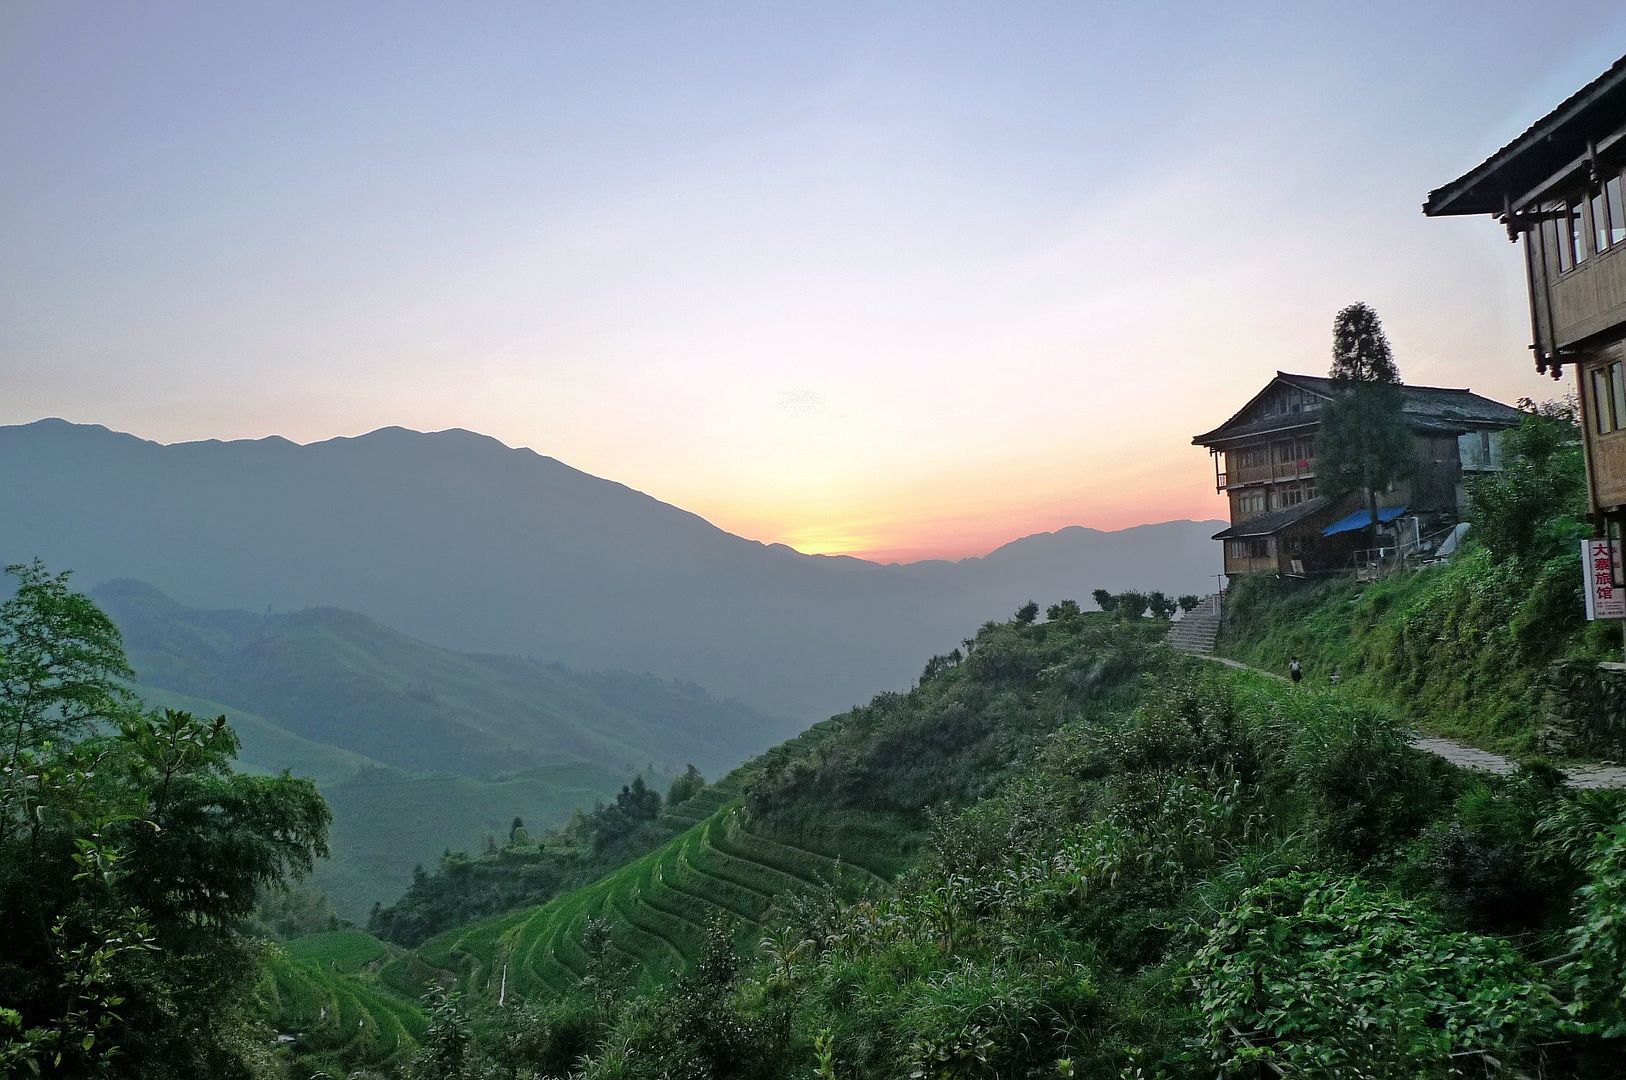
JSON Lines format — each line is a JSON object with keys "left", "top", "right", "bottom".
{"left": 1224, "top": 458, "right": 1316, "bottom": 488}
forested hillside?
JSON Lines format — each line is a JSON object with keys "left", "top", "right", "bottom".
{"left": 314, "top": 601, "right": 1626, "bottom": 1079}
{"left": 82, "top": 580, "right": 790, "bottom": 918}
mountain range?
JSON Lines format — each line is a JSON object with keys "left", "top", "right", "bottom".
{"left": 2, "top": 418, "right": 1222, "bottom": 720}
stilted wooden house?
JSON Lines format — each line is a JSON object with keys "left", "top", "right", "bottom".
{"left": 1423, "top": 54, "right": 1626, "bottom": 579}
{"left": 1194, "top": 372, "right": 1522, "bottom": 578}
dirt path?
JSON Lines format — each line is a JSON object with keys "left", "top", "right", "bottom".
{"left": 1189, "top": 653, "right": 1626, "bottom": 790}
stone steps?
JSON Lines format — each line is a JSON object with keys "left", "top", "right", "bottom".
{"left": 1165, "top": 593, "right": 1222, "bottom": 654}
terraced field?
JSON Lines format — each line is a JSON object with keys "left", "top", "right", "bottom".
{"left": 406, "top": 783, "right": 883, "bottom": 1002}
{"left": 259, "top": 931, "right": 427, "bottom": 1076}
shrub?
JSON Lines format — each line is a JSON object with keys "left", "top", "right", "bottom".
{"left": 1187, "top": 873, "right": 1559, "bottom": 1075}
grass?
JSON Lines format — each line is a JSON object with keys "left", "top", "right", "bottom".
{"left": 257, "top": 931, "right": 427, "bottom": 1077}
{"left": 131, "top": 687, "right": 639, "bottom": 922}
{"left": 315, "top": 762, "right": 634, "bottom": 919}
{"left": 403, "top": 792, "right": 878, "bottom": 1003}
{"left": 1217, "top": 546, "right": 1618, "bottom": 755}
{"left": 285, "top": 929, "right": 392, "bottom": 973}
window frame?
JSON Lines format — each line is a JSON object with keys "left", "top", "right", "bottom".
{"left": 1593, "top": 365, "right": 1617, "bottom": 436}
{"left": 1609, "top": 361, "right": 1626, "bottom": 438}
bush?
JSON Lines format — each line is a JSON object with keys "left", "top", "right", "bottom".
{"left": 1187, "top": 872, "right": 1559, "bottom": 1075}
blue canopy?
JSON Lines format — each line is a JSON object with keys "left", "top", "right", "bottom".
{"left": 1322, "top": 505, "right": 1408, "bottom": 537}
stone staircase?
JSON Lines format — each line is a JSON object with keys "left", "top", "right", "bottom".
{"left": 1165, "top": 593, "right": 1223, "bottom": 654}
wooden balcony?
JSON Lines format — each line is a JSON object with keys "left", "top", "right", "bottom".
{"left": 1223, "top": 458, "right": 1316, "bottom": 489}
{"left": 1550, "top": 244, "right": 1626, "bottom": 349}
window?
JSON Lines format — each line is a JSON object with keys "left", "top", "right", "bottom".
{"left": 1593, "top": 189, "right": 1610, "bottom": 253}
{"left": 1613, "top": 361, "right": 1626, "bottom": 429}
{"left": 1236, "top": 491, "right": 1267, "bottom": 515}
{"left": 1571, "top": 201, "right": 1588, "bottom": 264}
{"left": 1543, "top": 213, "right": 1568, "bottom": 274}
{"left": 1609, "top": 175, "right": 1626, "bottom": 248}
{"left": 1593, "top": 365, "right": 1617, "bottom": 435}
{"left": 1229, "top": 539, "right": 1270, "bottom": 561}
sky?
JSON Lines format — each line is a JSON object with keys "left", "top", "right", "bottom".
{"left": 4, "top": 3, "right": 1624, "bottom": 562}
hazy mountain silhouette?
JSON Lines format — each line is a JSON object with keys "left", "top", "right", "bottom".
{"left": 92, "top": 578, "right": 788, "bottom": 778}
{"left": 2, "top": 419, "right": 1222, "bottom": 717}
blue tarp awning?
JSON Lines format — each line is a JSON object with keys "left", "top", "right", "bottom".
{"left": 1322, "top": 505, "right": 1408, "bottom": 537}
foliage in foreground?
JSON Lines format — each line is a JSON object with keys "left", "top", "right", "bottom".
{"left": 0, "top": 561, "right": 332, "bottom": 1078}
{"left": 365, "top": 618, "right": 1625, "bottom": 1079}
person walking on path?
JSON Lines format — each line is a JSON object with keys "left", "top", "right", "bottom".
{"left": 1289, "top": 656, "right": 1303, "bottom": 684}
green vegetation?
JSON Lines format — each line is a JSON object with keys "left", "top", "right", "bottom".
{"left": 368, "top": 766, "right": 700, "bottom": 946}
{"left": 1219, "top": 411, "right": 1614, "bottom": 752}
{"left": 353, "top": 611, "right": 1626, "bottom": 1078}
{"left": 1318, "top": 301, "right": 1414, "bottom": 549}
{"left": 96, "top": 579, "right": 788, "bottom": 780}
{"left": 322, "top": 763, "right": 636, "bottom": 922}
{"left": 137, "top": 682, "right": 637, "bottom": 920}
{"left": 103, "top": 582, "right": 761, "bottom": 919}
{"left": 257, "top": 933, "right": 427, "bottom": 1077}
{"left": 1, "top": 561, "right": 331, "bottom": 1078}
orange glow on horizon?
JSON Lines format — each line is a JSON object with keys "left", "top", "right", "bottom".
{"left": 710, "top": 482, "right": 1231, "bottom": 565}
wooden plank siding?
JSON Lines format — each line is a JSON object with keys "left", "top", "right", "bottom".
{"left": 1580, "top": 342, "right": 1626, "bottom": 510}
{"left": 1551, "top": 243, "right": 1626, "bottom": 350}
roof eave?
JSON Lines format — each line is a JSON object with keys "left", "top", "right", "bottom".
{"left": 1423, "top": 54, "right": 1626, "bottom": 219}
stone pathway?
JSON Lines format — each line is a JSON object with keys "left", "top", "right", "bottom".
{"left": 1185, "top": 652, "right": 1626, "bottom": 789}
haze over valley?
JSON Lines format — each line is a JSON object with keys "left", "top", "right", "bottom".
{"left": 2, "top": 417, "right": 1221, "bottom": 721}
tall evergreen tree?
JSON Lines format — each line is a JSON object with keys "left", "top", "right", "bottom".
{"left": 1318, "top": 303, "right": 1414, "bottom": 551}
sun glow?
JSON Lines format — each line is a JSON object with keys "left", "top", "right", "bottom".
{"left": 777, "top": 531, "right": 876, "bottom": 557}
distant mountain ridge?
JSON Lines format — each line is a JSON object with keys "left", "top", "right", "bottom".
{"left": 2, "top": 418, "right": 1222, "bottom": 717}
{"left": 93, "top": 578, "right": 786, "bottom": 779}
{"left": 90, "top": 580, "right": 784, "bottom": 918}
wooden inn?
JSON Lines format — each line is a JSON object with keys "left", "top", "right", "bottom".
{"left": 1195, "top": 372, "right": 1521, "bottom": 578}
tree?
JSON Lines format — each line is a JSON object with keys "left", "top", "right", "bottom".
{"left": 412, "top": 988, "right": 475, "bottom": 1080}
{"left": 0, "top": 563, "right": 331, "bottom": 1078}
{"left": 1329, "top": 301, "right": 1401, "bottom": 383}
{"left": 1, "top": 559, "right": 134, "bottom": 838}
{"left": 1091, "top": 589, "right": 1117, "bottom": 614}
{"left": 1014, "top": 600, "right": 1039, "bottom": 625}
{"left": 1046, "top": 599, "right": 1082, "bottom": 623}
{"left": 1467, "top": 412, "right": 1587, "bottom": 563}
{"left": 1177, "top": 594, "right": 1202, "bottom": 613}
{"left": 1111, "top": 590, "right": 1149, "bottom": 619}
{"left": 1146, "top": 591, "right": 1177, "bottom": 620}
{"left": 616, "top": 774, "right": 661, "bottom": 820}
{"left": 1318, "top": 303, "right": 1414, "bottom": 549}
{"left": 667, "top": 764, "right": 706, "bottom": 807}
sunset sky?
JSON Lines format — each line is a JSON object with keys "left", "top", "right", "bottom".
{"left": 4, "top": 3, "right": 1623, "bottom": 562}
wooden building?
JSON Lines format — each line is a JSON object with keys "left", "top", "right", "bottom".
{"left": 1194, "top": 372, "right": 1522, "bottom": 578}
{"left": 1423, "top": 55, "right": 1626, "bottom": 551}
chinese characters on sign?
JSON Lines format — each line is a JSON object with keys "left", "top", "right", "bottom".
{"left": 1581, "top": 538, "right": 1626, "bottom": 620}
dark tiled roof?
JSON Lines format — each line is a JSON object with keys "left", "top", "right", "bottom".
{"left": 1192, "top": 372, "right": 1524, "bottom": 447}
{"left": 1424, "top": 53, "right": 1626, "bottom": 217}
{"left": 1211, "top": 496, "right": 1330, "bottom": 540}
